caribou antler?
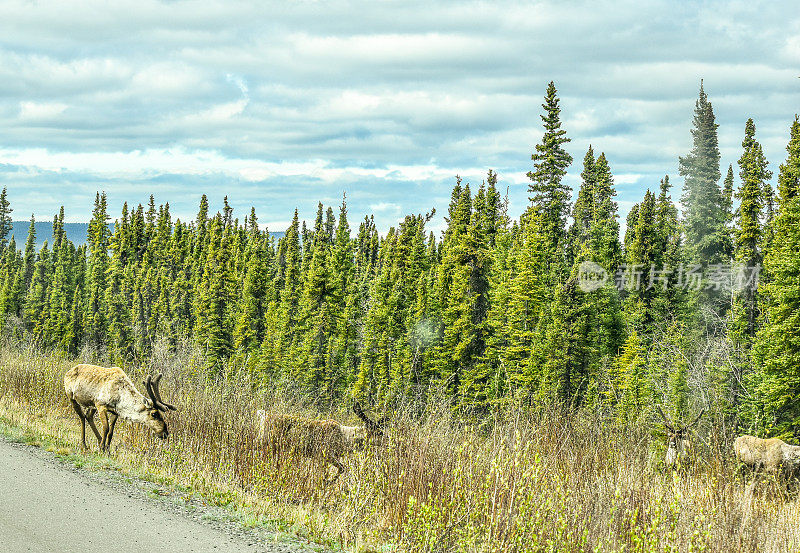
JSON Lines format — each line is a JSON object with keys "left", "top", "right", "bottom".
{"left": 143, "top": 376, "right": 162, "bottom": 411}
{"left": 683, "top": 409, "right": 704, "bottom": 430}
{"left": 353, "top": 400, "right": 369, "bottom": 423}
{"left": 151, "top": 373, "right": 177, "bottom": 411}
{"left": 353, "top": 401, "right": 381, "bottom": 433}
{"left": 656, "top": 406, "right": 675, "bottom": 432}
{"left": 143, "top": 374, "right": 176, "bottom": 412}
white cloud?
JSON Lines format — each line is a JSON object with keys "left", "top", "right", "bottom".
{"left": 0, "top": 0, "right": 796, "bottom": 231}
{"left": 289, "top": 32, "right": 491, "bottom": 66}
{"left": 130, "top": 63, "right": 206, "bottom": 95}
{"left": 0, "top": 146, "right": 488, "bottom": 187}
{"left": 18, "top": 101, "right": 67, "bottom": 120}
{"left": 191, "top": 99, "right": 248, "bottom": 122}
{"left": 783, "top": 36, "right": 800, "bottom": 63}
{"left": 369, "top": 202, "right": 400, "bottom": 212}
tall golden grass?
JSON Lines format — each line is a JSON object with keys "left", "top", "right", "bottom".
{"left": 0, "top": 340, "right": 798, "bottom": 552}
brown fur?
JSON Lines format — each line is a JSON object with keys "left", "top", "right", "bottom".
{"left": 64, "top": 364, "right": 173, "bottom": 452}
{"left": 734, "top": 435, "right": 800, "bottom": 477}
{"left": 257, "top": 407, "right": 383, "bottom": 484}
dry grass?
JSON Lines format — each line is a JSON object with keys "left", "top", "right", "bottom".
{"left": 0, "top": 342, "right": 798, "bottom": 552}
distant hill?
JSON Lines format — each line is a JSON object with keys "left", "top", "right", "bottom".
{"left": 10, "top": 222, "right": 94, "bottom": 248}
{"left": 9, "top": 221, "right": 283, "bottom": 249}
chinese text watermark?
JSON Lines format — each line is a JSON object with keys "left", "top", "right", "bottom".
{"left": 577, "top": 261, "right": 760, "bottom": 293}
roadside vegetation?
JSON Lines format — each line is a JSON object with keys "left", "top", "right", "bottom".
{"left": 0, "top": 81, "right": 799, "bottom": 551}
{"left": 1, "top": 341, "right": 799, "bottom": 552}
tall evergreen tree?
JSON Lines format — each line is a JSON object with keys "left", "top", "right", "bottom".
{"left": 587, "top": 153, "right": 622, "bottom": 273}
{"left": 652, "top": 175, "right": 687, "bottom": 324}
{"left": 569, "top": 146, "right": 596, "bottom": 261}
{"left": 25, "top": 241, "right": 51, "bottom": 336}
{"left": 267, "top": 211, "right": 302, "bottom": 377}
{"left": 194, "top": 216, "right": 234, "bottom": 372}
{"left": 21, "top": 215, "right": 37, "bottom": 291}
{"left": 722, "top": 165, "right": 735, "bottom": 252}
{"left": 86, "top": 192, "right": 110, "bottom": 347}
{"left": 499, "top": 209, "right": 550, "bottom": 399}
{"left": 298, "top": 203, "right": 339, "bottom": 396}
{"left": 623, "top": 190, "right": 659, "bottom": 335}
{"left": 752, "top": 116, "right": 800, "bottom": 437}
{"left": 527, "top": 81, "right": 573, "bottom": 265}
{"left": 679, "top": 81, "right": 724, "bottom": 262}
{"left": 330, "top": 196, "right": 357, "bottom": 392}
{"left": 678, "top": 81, "right": 727, "bottom": 316}
{"left": 732, "top": 119, "right": 772, "bottom": 343}
{"left": 0, "top": 187, "right": 12, "bottom": 248}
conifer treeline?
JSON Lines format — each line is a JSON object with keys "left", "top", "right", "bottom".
{"left": 1, "top": 82, "right": 799, "bottom": 436}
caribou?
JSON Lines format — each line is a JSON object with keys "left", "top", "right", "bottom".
{"left": 256, "top": 401, "right": 386, "bottom": 484}
{"left": 657, "top": 406, "right": 704, "bottom": 469}
{"left": 63, "top": 364, "right": 177, "bottom": 452}
{"left": 734, "top": 435, "right": 800, "bottom": 477}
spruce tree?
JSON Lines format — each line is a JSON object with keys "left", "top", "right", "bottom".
{"left": 575, "top": 152, "right": 624, "bottom": 400}
{"left": 438, "top": 182, "right": 493, "bottom": 411}
{"left": 722, "top": 165, "right": 735, "bottom": 253}
{"left": 569, "top": 146, "right": 596, "bottom": 261}
{"left": 732, "top": 119, "right": 771, "bottom": 342}
{"left": 194, "top": 216, "right": 234, "bottom": 373}
{"left": 752, "top": 116, "right": 800, "bottom": 436}
{"left": 500, "top": 208, "right": 550, "bottom": 398}
{"left": 530, "top": 152, "right": 622, "bottom": 408}
{"left": 0, "top": 187, "right": 12, "bottom": 248}
{"left": 355, "top": 229, "right": 397, "bottom": 402}
{"left": 22, "top": 215, "right": 36, "bottom": 290}
{"left": 777, "top": 116, "right": 800, "bottom": 203}
{"left": 678, "top": 81, "right": 727, "bottom": 316}
{"left": 0, "top": 238, "right": 23, "bottom": 317}
{"left": 588, "top": 153, "right": 622, "bottom": 273}
{"left": 25, "top": 241, "right": 51, "bottom": 336}
{"left": 623, "top": 190, "right": 659, "bottom": 336}
{"left": 527, "top": 81, "right": 573, "bottom": 265}
{"left": 679, "top": 81, "right": 724, "bottom": 262}
{"left": 86, "top": 192, "right": 111, "bottom": 346}
{"left": 298, "top": 203, "right": 338, "bottom": 395}
{"left": 434, "top": 184, "right": 474, "bottom": 400}
{"left": 614, "top": 330, "right": 646, "bottom": 421}
{"left": 330, "top": 197, "right": 357, "bottom": 392}
{"left": 482, "top": 193, "right": 514, "bottom": 409}
{"left": 652, "top": 175, "right": 688, "bottom": 324}
{"left": 233, "top": 210, "right": 271, "bottom": 358}
{"left": 269, "top": 211, "right": 302, "bottom": 376}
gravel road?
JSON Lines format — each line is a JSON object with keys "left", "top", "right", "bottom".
{"left": 0, "top": 436, "right": 315, "bottom": 553}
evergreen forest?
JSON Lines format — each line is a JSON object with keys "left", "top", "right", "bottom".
{"left": 2, "top": 81, "right": 799, "bottom": 439}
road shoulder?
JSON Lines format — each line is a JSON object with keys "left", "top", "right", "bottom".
{"left": 0, "top": 432, "right": 320, "bottom": 553}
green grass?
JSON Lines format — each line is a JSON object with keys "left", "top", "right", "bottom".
{"left": 1, "top": 345, "right": 799, "bottom": 552}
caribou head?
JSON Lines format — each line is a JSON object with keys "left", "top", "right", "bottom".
{"left": 352, "top": 400, "right": 387, "bottom": 447}
{"left": 657, "top": 406, "right": 704, "bottom": 468}
{"left": 141, "top": 373, "right": 177, "bottom": 439}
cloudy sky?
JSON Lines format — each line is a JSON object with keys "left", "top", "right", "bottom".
{"left": 0, "top": 0, "right": 797, "bottom": 234}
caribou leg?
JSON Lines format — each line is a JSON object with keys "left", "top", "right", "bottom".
{"left": 84, "top": 407, "right": 102, "bottom": 447}
{"left": 323, "top": 456, "right": 345, "bottom": 486}
{"left": 70, "top": 399, "right": 89, "bottom": 449}
{"left": 106, "top": 412, "right": 119, "bottom": 451}
{"left": 98, "top": 406, "right": 110, "bottom": 452}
